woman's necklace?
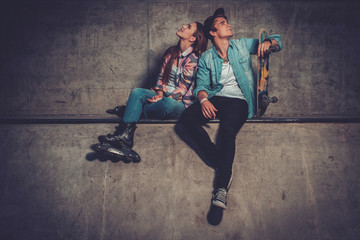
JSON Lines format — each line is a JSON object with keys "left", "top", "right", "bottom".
{"left": 216, "top": 48, "right": 229, "bottom": 64}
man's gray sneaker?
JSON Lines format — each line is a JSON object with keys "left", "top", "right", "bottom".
{"left": 212, "top": 187, "right": 227, "bottom": 209}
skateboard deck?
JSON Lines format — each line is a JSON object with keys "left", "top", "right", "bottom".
{"left": 256, "top": 28, "right": 279, "bottom": 117}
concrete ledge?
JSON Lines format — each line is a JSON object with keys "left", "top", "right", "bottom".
{"left": 1, "top": 116, "right": 360, "bottom": 124}
{"left": 1, "top": 123, "right": 360, "bottom": 239}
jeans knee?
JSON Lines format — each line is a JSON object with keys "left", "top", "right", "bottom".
{"left": 179, "top": 109, "right": 191, "bottom": 124}
{"left": 219, "top": 127, "right": 237, "bottom": 139}
{"left": 130, "top": 88, "right": 143, "bottom": 97}
{"left": 180, "top": 114, "right": 199, "bottom": 133}
{"left": 129, "top": 88, "right": 154, "bottom": 102}
{"left": 170, "top": 108, "right": 184, "bottom": 119}
{"left": 159, "top": 99, "right": 184, "bottom": 119}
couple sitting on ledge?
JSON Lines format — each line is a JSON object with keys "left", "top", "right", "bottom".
{"left": 95, "top": 8, "right": 283, "bottom": 210}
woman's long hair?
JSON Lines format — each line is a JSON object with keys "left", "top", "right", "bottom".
{"left": 161, "top": 22, "right": 207, "bottom": 84}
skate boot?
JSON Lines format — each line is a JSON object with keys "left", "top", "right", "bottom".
{"left": 98, "top": 122, "right": 136, "bottom": 148}
{"left": 106, "top": 105, "right": 126, "bottom": 117}
{"left": 94, "top": 143, "right": 141, "bottom": 163}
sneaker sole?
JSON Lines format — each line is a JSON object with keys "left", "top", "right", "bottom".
{"left": 212, "top": 200, "right": 227, "bottom": 209}
{"left": 227, "top": 173, "right": 233, "bottom": 191}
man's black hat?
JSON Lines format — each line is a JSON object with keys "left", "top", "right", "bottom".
{"left": 203, "top": 8, "right": 227, "bottom": 39}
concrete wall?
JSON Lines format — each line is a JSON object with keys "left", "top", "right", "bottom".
{"left": 1, "top": 0, "right": 359, "bottom": 117}
{"left": 1, "top": 123, "right": 360, "bottom": 239}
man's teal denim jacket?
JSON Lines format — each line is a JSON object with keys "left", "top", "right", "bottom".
{"left": 194, "top": 35, "right": 283, "bottom": 119}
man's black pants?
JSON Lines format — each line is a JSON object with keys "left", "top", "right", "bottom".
{"left": 180, "top": 96, "right": 248, "bottom": 189}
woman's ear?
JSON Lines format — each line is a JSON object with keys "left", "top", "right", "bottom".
{"left": 189, "top": 36, "right": 196, "bottom": 42}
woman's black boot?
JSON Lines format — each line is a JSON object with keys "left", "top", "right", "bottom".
{"left": 98, "top": 122, "right": 137, "bottom": 148}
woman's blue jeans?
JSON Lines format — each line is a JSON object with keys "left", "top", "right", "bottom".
{"left": 122, "top": 88, "right": 186, "bottom": 123}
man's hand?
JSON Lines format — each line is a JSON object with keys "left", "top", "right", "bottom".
{"left": 201, "top": 99, "right": 218, "bottom": 119}
{"left": 147, "top": 94, "right": 163, "bottom": 103}
{"left": 257, "top": 40, "right": 272, "bottom": 58}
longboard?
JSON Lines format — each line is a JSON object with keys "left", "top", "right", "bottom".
{"left": 256, "top": 28, "right": 279, "bottom": 117}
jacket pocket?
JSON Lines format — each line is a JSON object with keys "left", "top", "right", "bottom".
{"left": 238, "top": 54, "right": 250, "bottom": 64}
{"left": 237, "top": 55, "right": 251, "bottom": 72}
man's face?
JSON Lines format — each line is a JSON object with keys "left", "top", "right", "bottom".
{"left": 211, "top": 17, "right": 233, "bottom": 39}
{"left": 176, "top": 22, "right": 197, "bottom": 42}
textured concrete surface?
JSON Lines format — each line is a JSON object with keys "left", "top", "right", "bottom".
{"left": 1, "top": 1, "right": 360, "bottom": 239}
{"left": 1, "top": 123, "right": 359, "bottom": 239}
{"left": 1, "top": 0, "right": 360, "bottom": 117}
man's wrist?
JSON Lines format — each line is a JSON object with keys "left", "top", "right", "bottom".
{"left": 200, "top": 98, "right": 208, "bottom": 104}
{"left": 264, "top": 38, "right": 272, "bottom": 46}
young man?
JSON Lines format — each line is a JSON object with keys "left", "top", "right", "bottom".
{"left": 180, "top": 8, "right": 283, "bottom": 209}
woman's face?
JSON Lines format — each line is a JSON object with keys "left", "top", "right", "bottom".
{"left": 176, "top": 22, "right": 197, "bottom": 41}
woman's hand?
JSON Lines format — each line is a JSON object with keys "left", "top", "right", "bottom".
{"left": 147, "top": 94, "right": 163, "bottom": 103}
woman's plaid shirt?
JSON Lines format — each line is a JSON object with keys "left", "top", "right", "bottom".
{"left": 153, "top": 47, "right": 198, "bottom": 108}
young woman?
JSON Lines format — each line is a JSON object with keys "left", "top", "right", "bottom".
{"left": 96, "top": 21, "right": 207, "bottom": 162}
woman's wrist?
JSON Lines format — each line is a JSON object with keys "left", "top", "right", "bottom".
{"left": 156, "top": 90, "right": 164, "bottom": 98}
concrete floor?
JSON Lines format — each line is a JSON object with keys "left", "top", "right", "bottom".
{"left": 1, "top": 123, "right": 359, "bottom": 240}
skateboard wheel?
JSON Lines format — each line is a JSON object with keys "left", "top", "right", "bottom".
{"left": 110, "top": 156, "right": 122, "bottom": 163}
{"left": 132, "top": 156, "right": 141, "bottom": 163}
{"left": 122, "top": 157, "right": 132, "bottom": 163}
{"left": 262, "top": 100, "right": 269, "bottom": 108}
{"left": 270, "top": 96, "right": 278, "bottom": 103}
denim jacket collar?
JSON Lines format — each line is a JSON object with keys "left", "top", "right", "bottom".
{"left": 211, "top": 40, "right": 235, "bottom": 60}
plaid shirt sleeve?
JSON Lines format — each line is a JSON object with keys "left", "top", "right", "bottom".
{"left": 170, "top": 53, "right": 198, "bottom": 100}
{"left": 153, "top": 55, "right": 170, "bottom": 92}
